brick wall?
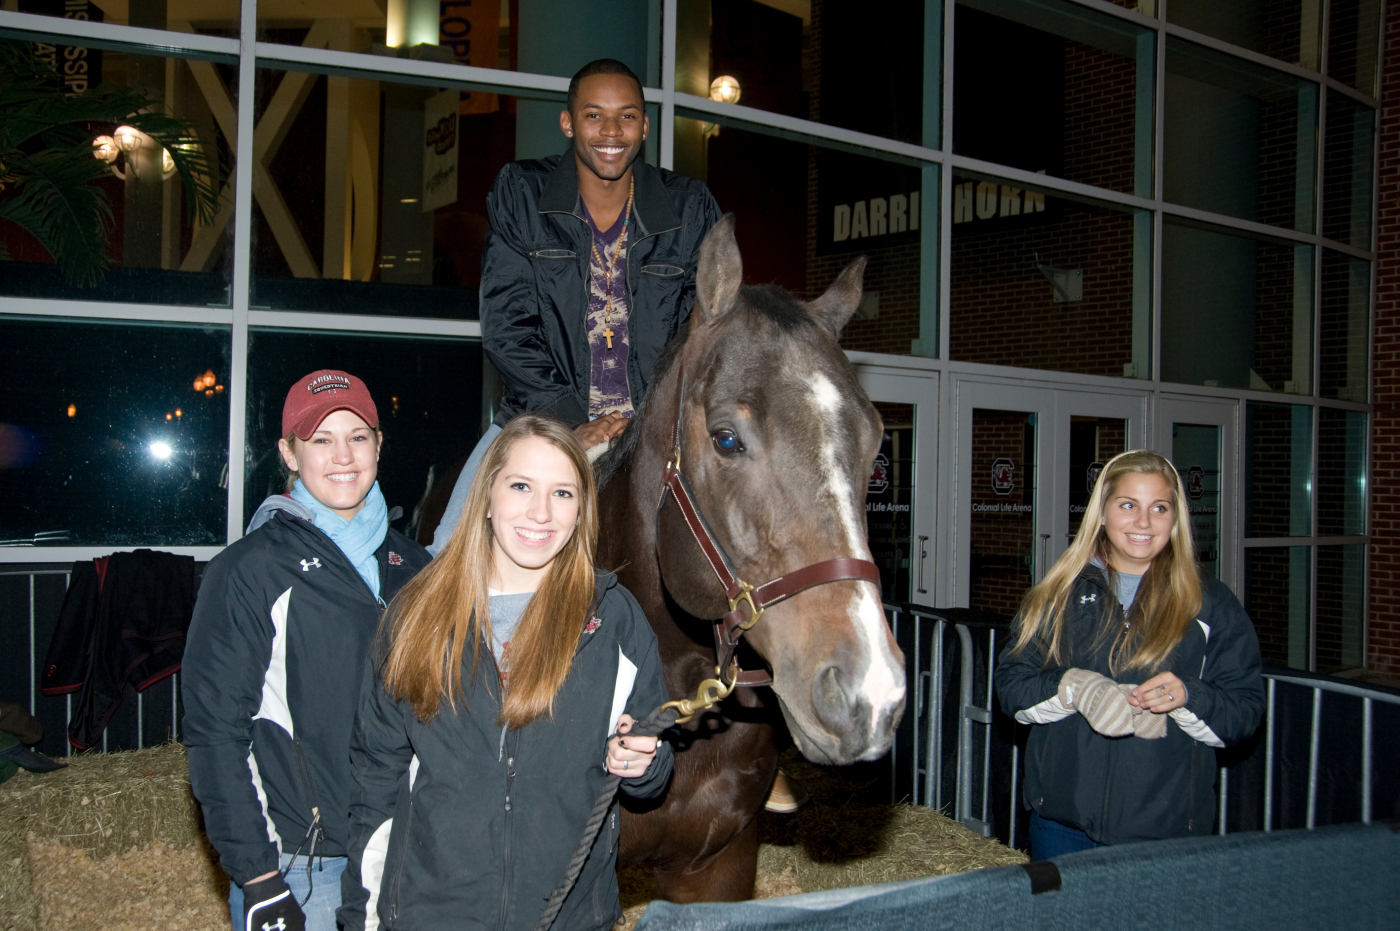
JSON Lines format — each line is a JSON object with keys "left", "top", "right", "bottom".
{"left": 949, "top": 196, "right": 1136, "bottom": 376}
{"left": 1367, "top": 4, "right": 1400, "bottom": 676}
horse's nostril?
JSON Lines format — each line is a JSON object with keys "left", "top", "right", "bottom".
{"left": 812, "top": 664, "right": 855, "bottom": 729}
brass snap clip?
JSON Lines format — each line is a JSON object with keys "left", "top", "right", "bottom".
{"left": 727, "top": 579, "right": 764, "bottom": 631}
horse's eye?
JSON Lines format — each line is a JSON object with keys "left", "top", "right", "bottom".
{"left": 711, "top": 429, "right": 741, "bottom": 455}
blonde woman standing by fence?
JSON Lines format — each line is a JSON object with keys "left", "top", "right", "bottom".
{"left": 996, "top": 450, "right": 1264, "bottom": 859}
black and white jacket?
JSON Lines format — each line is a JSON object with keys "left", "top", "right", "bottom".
{"left": 338, "top": 571, "right": 674, "bottom": 931}
{"left": 995, "top": 567, "right": 1265, "bottom": 845}
{"left": 182, "top": 497, "right": 430, "bottom": 886}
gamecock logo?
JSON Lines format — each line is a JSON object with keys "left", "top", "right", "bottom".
{"left": 992, "top": 457, "right": 1015, "bottom": 496}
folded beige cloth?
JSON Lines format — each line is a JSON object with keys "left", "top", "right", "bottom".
{"left": 1117, "top": 683, "right": 1169, "bottom": 739}
{"left": 1059, "top": 668, "right": 1135, "bottom": 738}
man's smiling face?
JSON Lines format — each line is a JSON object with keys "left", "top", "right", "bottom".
{"left": 561, "top": 72, "right": 648, "bottom": 183}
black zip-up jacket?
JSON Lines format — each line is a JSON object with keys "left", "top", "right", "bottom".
{"left": 996, "top": 567, "right": 1264, "bottom": 845}
{"left": 182, "top": 501, "right": 430, "bottom": 885}
{"left": 481, "top": 151, "right": 720, "bottom": 428}
{"left": 338, "top": 571, "right": 674, "bottom": 931}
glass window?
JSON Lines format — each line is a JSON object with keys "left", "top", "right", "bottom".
{"left": 256, "top": 0, "right": 661, "bottom": 86}
{"left": 954, "top": 0, "right": 1155, "bottom": 197}
{"left": 674, "top": 116, "right": 936, "bottom": 356}
{"left": 0, "top": 318, "right": 230, "bottom": 546}
{"left": 867, "top": 402, "right": 916, "bottom": 604}
{"left": 1245, "top": 401, "right": 1312, "bottom": 539}
{"left": 249, "top": 70, "right": 583, "bottom": 318}
{"left": 1, "top": 41, "right": 236, "bottom": 306}
{"left": 1164, "top": 37, "right": 1319, "bottom": 233}
{"left": 1315, "top": 544, "right": 1365, "bottom": 672}
{"left": 1322, "top": 93, "right": 1376, "bottom": 249}
{"left": 1245, "top": 545, "right": 1311, "bottom": 669}
{"left": 1171, "top": 422, "right": 1224, "bottom": 579}
{"left": 12, "top": 0, "right": 238, "bottom": 33}
{"left": 969, "top": 408, "right": 1037, "bottom": 617}
{"left": 245, "top": 330, "right": 484, "bottom": 539}
{"left": 951, "top": 172, "right": 1151, "bottom": 378}
{"left": 678, "top": 0, "right": 938, "bottom": 147}
{"left": 1328, "top": 0, "right": 1383, "bottom": 96}
{"left": 1161, "top": 219, "right": 1312, "bottom": 394}
{"left": 1319, "top": 251, "right": 1369, "bottom": 402}
{"left": 1166, "top": 0, "right": 1323, "bottom": 71}
{"left": 1316, "top": 252, "right": 1372, "bottom": 400}
{"left": 1317, "top": 408, "right": 1366, "bottom": 537}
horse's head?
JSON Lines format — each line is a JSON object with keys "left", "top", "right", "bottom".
{"left": 656, "top": 215, "right": 906, "bottom": 765}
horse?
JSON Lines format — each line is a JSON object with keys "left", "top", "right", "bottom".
{"left": 409, "top": 215, "right": 906, "bottom": 902}
{"left": 595, "top": 215, "right": 906, "bottom": 901}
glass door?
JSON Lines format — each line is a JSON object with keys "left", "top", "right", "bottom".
{"left": 1156, "top": 395, "right": 1239, "bottom": 589}
{"left": 951, "top": 380, "right": 1147, "bottom": 613}
{"left": 853, "top": 365, "right": 939, "bottom": 606}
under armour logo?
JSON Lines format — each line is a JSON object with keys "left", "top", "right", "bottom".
{"left": 262, "top": 920, "right": 287, "bottom": 931}
{"left": 300, "top": 558, "right": 322, "bottom": 572}
{"left": 1080, "top": 593, "right": 1097, "bottom": 604}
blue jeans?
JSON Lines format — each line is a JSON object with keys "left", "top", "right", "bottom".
{"left": 1029, "top": 811, "right": 1104, "bottom": 860}
{"left": 427, "top": 422, "right": 502, "bottom": 556}
{"left": 228, "top": 852, "right": 347, "bottom": 931}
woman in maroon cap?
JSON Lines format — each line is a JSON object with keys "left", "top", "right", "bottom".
{"left": 183, "top": 370, "right": 431, "bottom": 931}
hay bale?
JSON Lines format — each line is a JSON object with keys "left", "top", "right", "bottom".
{"left": 0, "top": 743, "right": 217, "bottom": 931}
{"left": 615, "top": 755, "right": 1026, "bottom": 931}
{"left": 26, "top": 837, "right": 227, "bottom": 931}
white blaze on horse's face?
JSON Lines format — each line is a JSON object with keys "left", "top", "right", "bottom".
{"left": 807, "top": 372, "right": 906, "bottom": 750}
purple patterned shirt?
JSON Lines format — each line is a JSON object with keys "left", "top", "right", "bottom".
{"left": 584, "top": 204, "right": 635, "bottom": 421}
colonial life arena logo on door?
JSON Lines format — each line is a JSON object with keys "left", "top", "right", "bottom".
{"left": 973, "top": 458, "right": 1032, "bottom": 513}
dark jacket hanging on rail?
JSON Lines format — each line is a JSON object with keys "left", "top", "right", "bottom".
{"left": 40, "top": 549, "right": 199, "bottom": 749}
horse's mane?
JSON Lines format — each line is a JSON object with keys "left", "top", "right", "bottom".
{"left": 593, "top": 284, "right": 811, "bottom": 491}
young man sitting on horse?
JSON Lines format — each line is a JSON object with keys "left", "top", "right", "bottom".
{"left": 429, "top": 58, "right": 720, "bottom": 554}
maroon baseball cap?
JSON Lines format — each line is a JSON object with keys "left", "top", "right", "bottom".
{"left": 282, "top": 370, "right": 379, "bottom": 438}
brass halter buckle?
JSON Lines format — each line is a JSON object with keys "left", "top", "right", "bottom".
{"left": 660, "top": 661, "right": 741, "bottom": 724}
{"left": 727, "top": 580, "right": 764, "bottom": 631}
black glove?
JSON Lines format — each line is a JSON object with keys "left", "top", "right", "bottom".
{"left": 242, "top": 874, "right": 306, "bottom": 931}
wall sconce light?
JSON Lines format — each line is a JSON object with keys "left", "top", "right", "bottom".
{"left": 93, "top": 127, "right": 180, "bottom": 181}
{"left": 704, "top": 76, "right": 741, "bottom": 139}
{"left": 113, "top": 125, "right": 144, "bottom": 154}
{"left": 93, "top": 135, "right": 119, "bottom": 164}
{"left": 709, "top": 75, "right": 741, "bottom": 105}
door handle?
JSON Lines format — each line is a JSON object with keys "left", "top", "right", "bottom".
{"left": 1039, "top": 534, "right": 1051, "bottom": 578}
{"left": 916, "top": 535, "right": 929, "bottom": 594}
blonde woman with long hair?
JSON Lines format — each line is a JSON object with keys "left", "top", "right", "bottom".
{"left": 338, "top": 415, "right": 673, "bottom": 931}
{"left": 996, "top": 450, "right": 1264, "bottom": 859}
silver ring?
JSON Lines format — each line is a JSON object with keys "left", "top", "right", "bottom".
{"left": 623, "top": 760, "right": 629, "bottom": 771}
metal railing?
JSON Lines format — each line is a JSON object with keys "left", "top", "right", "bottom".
{"left": 886, "top": 603, "right": 1400, "bottom": 849}
{"left": 1, "top": 566, "right": 182, "bottom": 755}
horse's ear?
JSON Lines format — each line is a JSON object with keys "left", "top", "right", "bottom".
{"left": 805, "top": 256, "right": 867, "bottom": 337}
{"left": 695, "top": 213, "right": 743, "bottom": 325}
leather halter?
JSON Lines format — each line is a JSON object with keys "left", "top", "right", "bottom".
{"left": 655, "top": 381, "right": 881, "bottom": 721}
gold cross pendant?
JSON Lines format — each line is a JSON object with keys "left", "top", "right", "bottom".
{"left": 603, "top": 325, "right": 614, "bottom": 349}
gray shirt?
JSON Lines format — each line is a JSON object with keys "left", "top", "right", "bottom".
{"left": 487, "top": 591, "right": 533, "bottom": 671}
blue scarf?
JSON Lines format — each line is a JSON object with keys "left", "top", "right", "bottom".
{"left": 290, "top": 479, "right": 389, "bottom": 600}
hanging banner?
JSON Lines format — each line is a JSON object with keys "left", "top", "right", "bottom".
{"left": 440, "top": 0, "right": 501, "bottom": 115}
{"left": 20, "top": 0, "right": 103, "bottom": 95}
{"left": 422, "top": 88, "right": 460, "bottom": 212}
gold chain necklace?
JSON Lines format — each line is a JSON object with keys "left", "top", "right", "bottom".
{"left": 589, "top": 176, "right": 635, "bottom": 350}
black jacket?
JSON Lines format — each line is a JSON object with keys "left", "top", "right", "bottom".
{"left": 338, "top": 572, "right": 674, "bottom": 931}
{"left": 996, "top": 567, "right": 1264, "bottom": 845}
{"left": 182, "top": 504, "right": 430, "bottom": 885}
{"left": 41, "top": 550, "right": 198, "bottom": 749}
{"left": 481, "top": 152, "right": 720, "bottom": 428}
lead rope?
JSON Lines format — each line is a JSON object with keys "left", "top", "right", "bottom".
{"left": 530, "top": 702, "right": 685, "bottom": 931}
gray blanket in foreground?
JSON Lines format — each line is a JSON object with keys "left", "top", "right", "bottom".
{"left": 635, "top": 822, "right": 1398, "bottom": 931}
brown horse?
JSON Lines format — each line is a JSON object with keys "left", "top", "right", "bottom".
{"left": 595, "top": 215, "right": 906, "bottom": 901}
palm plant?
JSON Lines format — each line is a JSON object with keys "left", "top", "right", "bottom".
{"left": 0, "top": 39, "right": 224, "bottom": 286}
